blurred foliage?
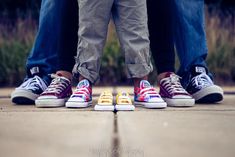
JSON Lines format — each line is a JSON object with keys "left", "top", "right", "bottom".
{"left": 205, "top": 8, "right": 235, "bottom": 84}
{"left": 0, "top": 0, "right": 234, "bottom": 21}
{"left": 0, "top": 0, "right": 40, "bottom": 20}
{"left": 0, "top": 18, "right": 36, "bottom": 86}
{"left": 100, "top": 24, "right": 127, "bottom": 85}
{"left": 0, "top": 1, "right": 235, "bottom": 86}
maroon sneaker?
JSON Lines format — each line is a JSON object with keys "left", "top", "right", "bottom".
{"left": 159, "top": 72, "right": 195, "bottom": 107}
{"left": 35, "top": 74, "right": 72, "bottom": 107}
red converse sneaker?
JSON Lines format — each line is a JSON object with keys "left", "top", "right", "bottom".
{"left": 66, "top": 79, "right": 92, "bottom": 108}
{"left": 134, "top": 80, "right": 166, "bottom": 108}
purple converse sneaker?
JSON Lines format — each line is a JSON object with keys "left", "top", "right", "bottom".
{"left": 35, "top": 74, "right": 72, "bottom": 107}
{"left": 159, "top": 72, "right": 195, "bottom": 107}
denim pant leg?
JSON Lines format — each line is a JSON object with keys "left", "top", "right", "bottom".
{"left": 26, "top": 0, "right": 63, "bottom": 84}
{"left": 73, "top": 0, "right": 113, "bottom": 84}
{"left": 112, "top": 0, "right": 152, "bottom": 79}
{"left": 173, "top": 0, "right": 209, "bottom": 87}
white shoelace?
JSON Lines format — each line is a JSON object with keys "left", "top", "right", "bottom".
{"left": 191, "top": 73, "right": 213, "bottom": 89}
{"left": 140, "top": 87, "right": 160, "bottom": 97}
{"left": 43, "top": 74, "right": 69, "bottom": 94}
{"left": 161, "top": 74, "right": 188, "bottom": 95}
{"left": 17, "top": 75, "right": 47, "bottom": 91}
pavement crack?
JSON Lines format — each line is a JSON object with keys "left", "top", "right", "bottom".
{"left": 111, "top": 112, "right": 120, "bottom": 157}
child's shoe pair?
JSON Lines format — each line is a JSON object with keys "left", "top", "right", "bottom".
{"left": 95, "top": 91, "right": 134, "bottom": 111}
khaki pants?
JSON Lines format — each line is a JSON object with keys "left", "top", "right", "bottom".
{"left": 73, "top": 0, "right": 153, "bottom": 83}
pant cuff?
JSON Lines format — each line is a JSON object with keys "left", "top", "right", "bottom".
{"left": 72, "top": 63, "right": 99, "bottom": 84}
{"left": 126, "top": 63, "right": 153, "bottom": 78}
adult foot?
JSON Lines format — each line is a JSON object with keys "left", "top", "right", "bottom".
{"left": 35, "top": 74, "right": 72, "bottom": 107}
{"left": 187, "top": 66, "right": 223, "bottom": 103}
{"left": 11, "top": 75, "right": 48, "bottom": 104}
{"left": 159, "top": 72, "right": 195, "bottom": 107}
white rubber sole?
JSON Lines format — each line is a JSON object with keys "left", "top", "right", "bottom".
{"left": 134, "top": 101, "right": 167, "bottom": 109}
{"left": 94, "top": 104, "right": 114, "bottom": 111}
{"left": 164, "top": 98, "right": 195, "bottom": 107}
{"left": 192, "top": 85, "right": 224, "bottom": 103}
{"left": 11, "top": 89, "right": 39, "bottom": 104}
{"left": 115, "top": 104, "right": 135, "bottom": 111}
{"left": 65, "top": 101, "right": 92, "bottom": 108}
{"left": 35, "top": 98, "right": 66, "bottom": 107}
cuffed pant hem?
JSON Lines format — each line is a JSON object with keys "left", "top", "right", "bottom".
{"left": 126, "top": 63, "right": 153, "bottom": 79}
{"left": 72, "top": 63, "right": 99, "bottom": 84}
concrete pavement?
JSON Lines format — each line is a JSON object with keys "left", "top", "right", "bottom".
{"left": 0, "top": 87, "right": 235, "bottom": 157}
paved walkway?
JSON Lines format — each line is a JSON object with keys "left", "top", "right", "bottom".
{"left": 0, "top": 87, "right": 235, "bottom": 157}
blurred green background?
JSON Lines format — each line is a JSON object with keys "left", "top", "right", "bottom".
{"left": 0, "top": 0, "right": 234, "bottom": 86}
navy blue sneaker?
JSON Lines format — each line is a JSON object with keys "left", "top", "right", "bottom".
{"left": 186, "top": 66, "right": 223, "bottom": 103}
{"left": 11, "top": 75, "right": 48, "bottom": 104}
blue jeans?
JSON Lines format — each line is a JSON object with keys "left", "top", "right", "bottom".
{"left": 26, "top": 0, "right": 78, "bottom": 84}
{"left": 26, "top": 0, "right": 63, "bottom": 84}
{"left": 173, "top": 0, "right": 210, "bottom": 87}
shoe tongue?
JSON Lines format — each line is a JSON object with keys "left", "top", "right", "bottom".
{"left": 30, "top": 67, "right": 40, "bottom": 76}
{"left": 55, "top": 73, "right": 70, "bottom": 81}
{"left": 192, "top": 66, "right": 207, "bottom": 77}
{"left": 164, "top": 72, "right": 174, "bottom": 78}
{"left": 140, "top": 80, "right": 151, "bottom": 88}
{"left": 77, "top": 79, "right": 90, "bottom": 88}
{"left": 121, "top": 91, "right": 128, "bottom": 96}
